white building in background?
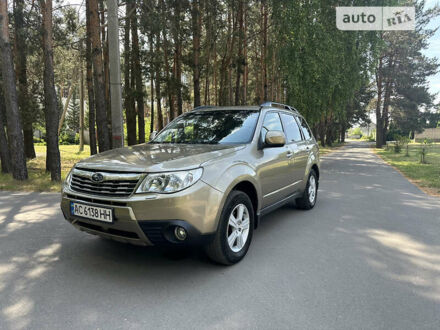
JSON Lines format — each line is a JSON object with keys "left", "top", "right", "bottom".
{"left": 415, "top": 128, "right": 440, "bottom": 142}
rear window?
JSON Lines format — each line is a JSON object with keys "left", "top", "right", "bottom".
{"left": 297, "top": 117, "right": 313, "bottom": 140}
{"left": 280, "top": 113, "right": 302, "bottom": 142}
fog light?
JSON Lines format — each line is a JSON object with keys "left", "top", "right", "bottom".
{"left": 174, "top": 226, "right": 187, "bottom": 241}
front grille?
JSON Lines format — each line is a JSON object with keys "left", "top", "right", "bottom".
{"left": 70, "top": 169, "right": 142, "bottom": 197}
{"left": 66, "top": 194, "right": 127, "bottom": 207}
{"left": 76, "top": 221, "right": 139, "bottom": 239}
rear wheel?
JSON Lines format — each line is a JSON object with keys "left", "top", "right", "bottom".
{"left": 296, "top": 169, "right": 318, "bottom": 210}
{"left": 205, "top": 191, "right": 254, "bottom": 265}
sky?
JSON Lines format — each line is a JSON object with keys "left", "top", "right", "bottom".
{"left": 424, "top": 0, "right": 440, "bottom": 105}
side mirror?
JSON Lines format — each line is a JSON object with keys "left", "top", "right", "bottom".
{"left": 264, "top": 130, "right": 286, "bottom": 148}
{"left": 150, "top": 131, "right": 157, "bottom": 141}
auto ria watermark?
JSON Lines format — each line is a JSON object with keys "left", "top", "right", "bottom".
{"left": 336, "top": 7, "right": 415, "bottom": 31}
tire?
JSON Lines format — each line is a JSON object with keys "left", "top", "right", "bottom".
{"left": 296, "top": 169, "right": 318, "bottom": 210}
{"left": 205, "top": 191, "right": 254, "bottom": 265}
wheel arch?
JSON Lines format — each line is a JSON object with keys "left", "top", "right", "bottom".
{"left": 231, "top": 181, "right": 259, "bottom": 228}
{"left": 311, "top": 163, "right": 320, "bottom": 180}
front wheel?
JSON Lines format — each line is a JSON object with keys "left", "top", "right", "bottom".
{"left": 296, "top": 169, "right": 318, "bottom": 210}
{"left": 205, "top": 191, "right": 254, "bottom": 265}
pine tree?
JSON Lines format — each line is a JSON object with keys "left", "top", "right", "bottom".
{"left": 66, "top": 90, "right": 80, "bottom": 133}
{"left": 0, "top": 0, "right": 28, "bottom": 180}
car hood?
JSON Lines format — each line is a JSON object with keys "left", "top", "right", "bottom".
{"left": 75, "top": 143, "right": 245, "bottom": 172}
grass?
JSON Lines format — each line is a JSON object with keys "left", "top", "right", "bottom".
{"left": 375, "top": 143, "right": 440, "bottom": 195}
{"left": 0, "top": 145, "right": 91, "bottom": 192}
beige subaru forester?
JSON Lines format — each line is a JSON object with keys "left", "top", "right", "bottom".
{"left": 61, "top": 102, "right": 320, "bottom": 265}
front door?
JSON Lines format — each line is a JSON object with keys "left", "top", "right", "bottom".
{"left": 257, "top": 112, "right": 293, "bottom": 208}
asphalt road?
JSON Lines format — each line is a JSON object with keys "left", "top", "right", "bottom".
{"left": 1, "top": 142, "right": 439, "bottom": 330}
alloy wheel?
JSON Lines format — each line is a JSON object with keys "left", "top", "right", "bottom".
{"left": 308, "top": 175, "right": 316, "bottom": 204}
{"left": 226, "top": 204, "right": 250, "bottom": 253}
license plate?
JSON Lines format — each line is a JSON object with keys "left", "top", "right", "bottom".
{"left": 70, "top": 202, "right": 113, "bottom": 223}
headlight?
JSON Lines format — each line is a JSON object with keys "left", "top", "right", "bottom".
{"left": 136, "top": 168, "right": 203, "bottom": 194}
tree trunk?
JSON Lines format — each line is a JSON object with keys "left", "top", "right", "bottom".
{"left": 235, "top": 0, "right": 244, "bottom": 105}
{"left": 191, "top": 0, "right": 201, "bottom": 108}
{"left": 319, "top": 117, "right": 326, "bottom": 147}
{"left": 104, "top": 34, "right": 112, "bottom": 145}
{"left": 255, "top": 47, "right": 261, "bottom": 103}
{"left": 162, "top": 29, "right": 174, "bottom": 122}
{"left": 219, "top": 7, "right": 237, "bottom": 106}
{"left": 243, "top": 2, "right": 248, "bottom": 105}
{"left": 325, "top": 111, "right": 334, "bottom": 146}
{"left": 148, "top": 34, "right": 155, "bottom": 134}
{"left": 204, "top": 42, "right": 211, "bottom": 105}
{"left": 79, "top": 47, "right": 85, "bottom": 152}
{"left": 99, "top": 0, "right": 111, "bottom": 144}
{"left": 382, "top": 82, "right": 391, "bottom": 144}
{"left": 14, "top": 0, "right": 35, "bottom": 159}
{"left": 124, "top": 0, "right": 136, "bottom": 146}
{"left": 325, "top": 123, "right": 334, "bottom": 146}
{"left": 38, "top": 0, "right": 60, "bottom": 181}
{"left": 381, "top": 58, "right": 394, "bottom": 145}
{"left": 261, "top": 0, "right": 268, "bottom": 102}
{"left": 86, "top": 0, "right": 97, "bottom": 155}
{"left": 58, "top": 66, "right": 78, "bottom": 135}
{"left": 174, "top": 17, "right": 183, "bottom": 116}
{"left": 155, "top": 32, "right": 164, "bottom": 131}
{"left": 131, "top": 2, "right": 145, "bottom": 143}
{"left": 89, "top": 0, "right": 110, "bottom": 152}
{"left": 340, "top": 122, "right": 346, "bottom": 143}
{"left": 375, "top": 56, "right": 383, "bottom": 148}
{"left": 203, "top": 5, "right": 212, "bottom": 106}
{"left": 0, "top": 94, "right": 11, "bottom": 173}
{"left": 213, "top": 42, "right": 217, "bottom": 105}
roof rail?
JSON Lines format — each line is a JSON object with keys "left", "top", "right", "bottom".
{"left": 192, "top": 105, "right": 214, "bottom": 111}
{"left": 260, "top": 101, "right": 299, "bottom": 114}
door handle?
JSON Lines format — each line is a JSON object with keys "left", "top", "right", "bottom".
{"left": 286, "top": 151, "right": 293, "bottom": 159}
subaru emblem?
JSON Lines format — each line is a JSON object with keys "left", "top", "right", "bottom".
{"left": 91, "top": 173, "right": 104, "bottom": 183}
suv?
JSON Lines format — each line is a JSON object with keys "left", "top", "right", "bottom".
{"left": 61, "top": 102, "right": 320, "bottom": 265}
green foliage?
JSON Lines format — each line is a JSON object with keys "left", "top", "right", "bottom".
{"left": 360, "top": 133, "right": 375, "bottom": 142}
{"left": 393, "top": 135, "right": 410, "bottom": 154}
{"left": 123, "top": 117, "right": 152, "bottom": 146}
{"left": 418, "top": 139, "right": 433, "bottom": 164}
{"left": 59, "top": 132, "right": 76, "bottom": 145}
{"left": 273, "top": 0, "right": 377, "bottom": 144}
{"left": 66, "top": 91, "right": 80, "bottom": 133}
{"left": 349, "top": 127, "right": 363, "bottom": 137}
{"left": 376, "top": 1, "right": 440, "bottom": 142}
{"left": 33, "top": 137, "right": 45, "bottom": 145}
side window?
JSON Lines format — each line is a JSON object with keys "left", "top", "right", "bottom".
{"left": 280, "top": 113, "right": 302, "bottom": 143}
{"left": 261, "top": 112, "right": 283, "bottom": 142}
{"left": 297, "top": 117, "right": 312, "bottom": 140}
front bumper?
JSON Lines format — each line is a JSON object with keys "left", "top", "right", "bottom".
{"left": 60, "top": 180, "right": 224, "bottom": 246}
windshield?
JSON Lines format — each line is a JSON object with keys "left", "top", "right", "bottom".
{"left": 152, "top": 110, "right": 259, "bottom": 144}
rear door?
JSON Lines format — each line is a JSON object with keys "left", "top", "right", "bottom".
{"left": 295, "top": 116, "right": 314, "bottom": 181}
{"left": 279, "top": 112, "right": 305, "bottom": 189}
